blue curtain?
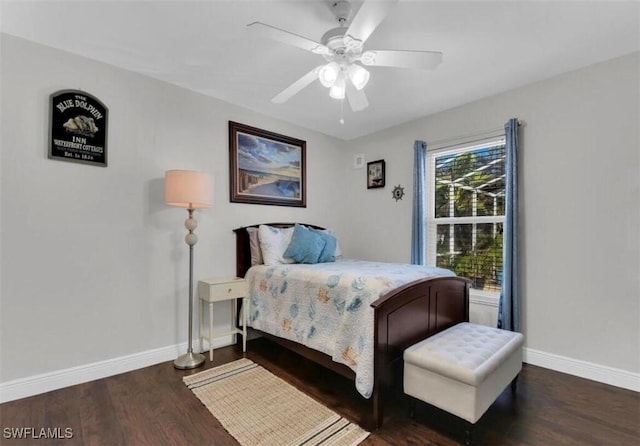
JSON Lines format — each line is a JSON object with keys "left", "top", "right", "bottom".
{"left": 411, "top": 140, "right": 427, "bottom": 265}
{"left": 498, "top": 118, "right": 520, "bottom": 332}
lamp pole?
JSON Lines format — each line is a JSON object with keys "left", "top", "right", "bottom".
{"left": 174, "top": 207, "right": 205, "bottom": 369}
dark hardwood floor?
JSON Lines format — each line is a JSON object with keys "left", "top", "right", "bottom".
{"left": 1, "top": 337, "right": 638, "bottom": 445}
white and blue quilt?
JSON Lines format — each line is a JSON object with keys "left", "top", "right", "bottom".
{"left": 245, "top": 259, "right": 455, "bottom": 398}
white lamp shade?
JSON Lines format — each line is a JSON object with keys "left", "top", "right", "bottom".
{"left": 319, "top": 62, "right": 340, "bottom": 87}
{"left": 329, "top": 75, "right": 346, "bottom": 99}
{"left": 165, "top": 170, "right": 214, "bottom": 209}
{"left": 347, "top": 64, "right": 370, "bottom": 90}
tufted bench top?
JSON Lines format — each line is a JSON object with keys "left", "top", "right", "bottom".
{"left": 404, "top": 322, "right": 524, "bottom": 386}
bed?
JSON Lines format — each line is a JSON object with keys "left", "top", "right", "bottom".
{"left": 233, "top": 223, "right": 470, "bottom": 428}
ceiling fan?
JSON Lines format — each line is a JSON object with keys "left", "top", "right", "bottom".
{"left": 247, "top": 0, "right": 443, "bottom": 115}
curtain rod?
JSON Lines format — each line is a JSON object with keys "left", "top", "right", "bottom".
{"left": 425, "top": 120, "right": 523, "bottom": 152}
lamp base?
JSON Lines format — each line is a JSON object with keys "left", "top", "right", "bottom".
{"left": 173, "top": 351, "right": 205, "bottom": 370}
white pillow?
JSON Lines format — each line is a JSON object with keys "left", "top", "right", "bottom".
{"left": 258, "top": 225, "right": 295, "bottom": 266}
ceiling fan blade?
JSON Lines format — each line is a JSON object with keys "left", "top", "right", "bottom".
{"left": 361, "top": 50, "right": 443, "bottom": 69}
{"left": 346, "top": 0, "right": 399, "bottom": 43}
{"left": 247, "top": 22, "right": 329, "bottom": 55}
{"left": 346, "top": 81, "right": 369, "bottom": 112}
{"left": 272, "top": 66, "right": 323, "bottom": 104}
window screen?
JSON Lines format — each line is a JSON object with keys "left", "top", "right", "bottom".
{"left": 429, "top": 141, "right": 505, "bottom": 292}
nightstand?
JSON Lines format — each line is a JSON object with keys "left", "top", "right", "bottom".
{"left": 198, "top": 277, "right": 248, "bottom": 361}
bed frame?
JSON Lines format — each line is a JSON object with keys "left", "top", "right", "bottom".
{"left": 233, "top": 223, "right": 470, "bottom": 428}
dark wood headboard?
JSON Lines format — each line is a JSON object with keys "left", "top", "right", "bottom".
{"left": 232, "top": 223, "right": 326, "bottom": 278}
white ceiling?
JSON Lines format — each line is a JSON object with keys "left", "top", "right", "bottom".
{"left": 2, "top": 0, "right": 639, "bottom": 140}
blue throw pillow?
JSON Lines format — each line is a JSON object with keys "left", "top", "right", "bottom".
{"left": 310, "top": 228, "right": 337, "bottom": 263}
{"left": 283, "top": 224, "right": 326, "bottom": 264}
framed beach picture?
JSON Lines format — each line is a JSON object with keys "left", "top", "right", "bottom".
{"left": 229, "top": 121, "right": 306, "bottom": 207}
{"left": 367, "top": 159, "right": 385, "bottom": 189}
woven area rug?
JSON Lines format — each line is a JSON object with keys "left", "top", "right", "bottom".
{"left": 183, "top": 358, "right": 369, "bottom": 446}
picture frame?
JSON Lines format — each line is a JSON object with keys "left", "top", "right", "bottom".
{"left": 229, "top": 121, "right": 306, "bottom": 207}
{"left": 49, "top": 89, "right": 108, "bottom": 167}
{"left": 367, "top": 159, "right": 385, "bottom": 189}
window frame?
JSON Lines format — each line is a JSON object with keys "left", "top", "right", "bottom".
{"left": 426, "top": 137, "right": 506, "bottom": 296}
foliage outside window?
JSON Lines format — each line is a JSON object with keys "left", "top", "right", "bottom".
{"left": 427, "top": 140, "right": 506, "bottom": 292}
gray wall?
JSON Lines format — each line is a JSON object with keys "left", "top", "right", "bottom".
{"left": 343, "top": 53, "right": 640, "bottom": 375}
{"left": 1, "top": 33, "right": 638, "bottom": 391}
{"left": 0, "top": 34, "right": 348, "bottom": 382}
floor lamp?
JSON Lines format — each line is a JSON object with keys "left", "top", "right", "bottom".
{"left": 165, "top": 169, "right": 214, "bottom": 370}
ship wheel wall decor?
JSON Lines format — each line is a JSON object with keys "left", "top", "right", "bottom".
{"left": 392, "top": 185, "right": 405, "bottom": 201}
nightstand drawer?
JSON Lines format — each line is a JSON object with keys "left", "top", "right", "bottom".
{"left": 198, "top": 278, "right": 248, "bottom": 302}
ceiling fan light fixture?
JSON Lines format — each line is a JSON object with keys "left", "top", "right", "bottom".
{"left": 319, "top": 62, "right": 340, "bottom": 87}
{"left": 329, "top": 75, "right": 346, "bottom": 99}
{"left": 347, "top": 64, "right": 370, "bottom": 90}
{"left": 251, "top": 0, "right": 443, "bottom": 114}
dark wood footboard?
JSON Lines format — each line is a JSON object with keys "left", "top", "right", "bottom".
{"left": 371, "top": 276, "right": 470, "bottom": 427}
{"left": 233, "top": 224, "right": 470, "bottom": 429}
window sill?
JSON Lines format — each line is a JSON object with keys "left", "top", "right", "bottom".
{"left": 469, "top": 289, "right": 499, "bottom": 307}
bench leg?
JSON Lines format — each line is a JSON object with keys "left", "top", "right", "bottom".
{"left": 409, "top": 398, "right": 416, "bottom": 419}
{"left": 510, "top": 374, "right": 519, "bottom": 394}
{"left": 464, "top": 422, "right": 474, "bottom": 446}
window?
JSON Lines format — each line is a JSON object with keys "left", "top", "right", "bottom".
{"left": 427, "top": 139, "right": 506, "bottom": 292}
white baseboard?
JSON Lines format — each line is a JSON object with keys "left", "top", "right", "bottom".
{"left": 0, "top": 336, "right": 234, "bottom": 404}
{"left": 524, "top": 347, "right": 640, "bottom": 392}
{"left": 468, "top": 295, "right": 639, "bottom": 392}
{"left": 2, "top": 336, "right": 637, "bottom": 404}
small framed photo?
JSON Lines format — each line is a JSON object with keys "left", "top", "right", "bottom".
{"left": 367, "top": 159, "right": 385, "bottom": 189}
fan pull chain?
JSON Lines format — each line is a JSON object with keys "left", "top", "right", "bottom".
{"left": 340, "top": 97, "right": 345, "bottom": 125}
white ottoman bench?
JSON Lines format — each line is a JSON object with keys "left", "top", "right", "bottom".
{"left": 404, "top": 322, "right": 524, "bottom": 444}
